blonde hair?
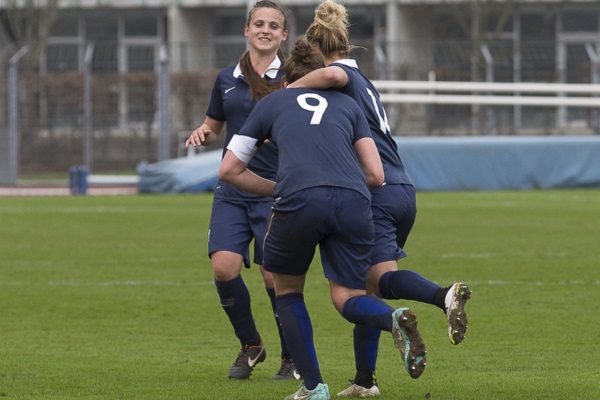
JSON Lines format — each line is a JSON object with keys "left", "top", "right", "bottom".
{"left": 305, "top": 0, "right": 353, "bottom": 58}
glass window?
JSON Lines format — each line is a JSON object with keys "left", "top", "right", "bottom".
{"left": 521, "top": 12, "right": 555, "bottom": 40}
{"left": 46, "top": 44, "right": 79, "bottom": 72}
{"left": 85, "top": 11, "right": 118, "bottom": 41}
{"left": 487, "top": 40, "right": 514, "bottom": 82}
{"left": 433, "top": 8, "right": 470, "bottom": 40}
{"left": 521, "top": 41, "right": 555, "bottom": 82}
{"left": 347, "top": 7, "right": 375, "bottom": 38}
{"left": 92, "top": 42, "right": 118, "bottom": 72}
{"left": 128, "top": 46, "right": 155, "bottom": 71}
{"left": 51, "top": 11, "right": 79, "bottom": 37}
{"left": 214, "top": 9, "right": 246, "bottom": 36}
{"left": 125, "top": 11, "right": 158, "bottom": 37}
{"left": 486, "top": 11, "right": 513, "bottom": 34}
{"left": 563, "top": 10, "right": 598, "bottom": 32}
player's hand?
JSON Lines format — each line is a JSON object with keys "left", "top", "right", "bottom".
{"left": 186, "top": 126, "right": 212, "bottom": 148}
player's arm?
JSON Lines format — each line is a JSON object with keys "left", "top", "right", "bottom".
{"left": 186, "top": 116, "right": 224, "bottom": 148}
{"left": 218, "top": 135, "right": 276, "bottom": 197}
{"left": 354, "top": 137, "right": 384, "bottom": 189}
{"left": 286, "top": 66, "right": 348, "bottom": 89}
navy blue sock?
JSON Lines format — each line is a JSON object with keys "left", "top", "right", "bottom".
{"left": 379, "top": 270, "right": 440, "bottom": 305}
{"left": 353, "top": 324, "right": 380, "bottom": 376}
{"left": 266, "top": 287, "right": 291, "bottom": 360}
{"left": 276, "top": 293, "right": 322, "bottom": 390}
{"left": 215, "top": 276, "right": 261, "bottom": 347}
{"left": 342, "top": 295, "right": 394, "bottom": 332}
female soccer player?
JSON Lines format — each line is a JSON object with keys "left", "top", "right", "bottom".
{"left": 219, "top": 36, "right": 427, "bottom": 400}
{"left": 287, "top": 0, "right": 472, "bottom": 395}
{"left": 185, "top": 0, "right": 298, "bottom": 381}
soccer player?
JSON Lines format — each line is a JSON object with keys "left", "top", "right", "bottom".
{"left": 287, "top": 0, "right": 472, "bottom": 395}
{"left": 185, "top": 0, "right": 299, "bottom": 381}
{"left": 219, "top": 36, "right": 427, "bottom": 400}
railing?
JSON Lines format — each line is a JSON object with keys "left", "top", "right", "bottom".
{"left": 372, "top": 80, "right": 600, "bottom": 107}
{"left": 373, "top": 80, "right": 600, "bottom": 136}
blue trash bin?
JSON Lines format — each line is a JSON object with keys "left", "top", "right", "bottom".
{"left": 69, "top": 166, "right": 89, "bottom": 195}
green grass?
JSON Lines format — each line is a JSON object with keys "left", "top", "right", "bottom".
{"left": 1, "top": 190, "right": 599, "bottom": 399}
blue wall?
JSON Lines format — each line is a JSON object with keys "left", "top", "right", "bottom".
{"left": 138, "top": 136, "right": 600, "bottom": 193}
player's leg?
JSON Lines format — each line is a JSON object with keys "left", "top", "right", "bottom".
{"left": 274, "top": 274, "right": 330, "bottom": 399}
{"left": 323, "top": 188, "right": 427, "bottom": 381}
{"left": 209, "top": 199, "right": 265, "bottom": 379}
{"left": 371, "top": 184, "right": 471, "bottom": 344}
{"left": 264, "top": 189, "right": 329, "bottom": 397}
{"left": 249, "top": 201, "right": 299, "bottom": 380}
{"left": 329, "top": 281, "right": 427, "bottom": 380}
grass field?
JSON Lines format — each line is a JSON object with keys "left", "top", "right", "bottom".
{"left": 1, "top": 190, "right": 599, "bottom": 399}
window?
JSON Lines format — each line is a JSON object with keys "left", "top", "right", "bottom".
{"left": 563, "top": 10, "right": 598, "bottom": 32}
{"left": 85, "top": 12, "right": 118, "bottom": 41}
{"left": 46, "top": 44, "right": 79, "bottom": 72}
{"left": 128, "top": 46, "right": 155, "bottom": 71}
{"left": 214, "top": 9, "right": 246, "bottom": 36}
{"left": 50, "top": 11, "right": 79, "bottom": 37}
{"left": 125, "top": 11, "right": 158, "bottom": 37}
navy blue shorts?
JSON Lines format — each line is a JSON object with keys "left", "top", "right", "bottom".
{"left": 370, "top": 183, "right": 416, "bottom": 265}
{"left": 263, "top": 187, "right": 374, "bottom": 290}
{"left": 208, "top": 198, "right": 273, "bottom": 268}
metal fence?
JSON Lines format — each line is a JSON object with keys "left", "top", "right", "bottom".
{"left": 1, "top": 39, "right": 599, "bottom": 184}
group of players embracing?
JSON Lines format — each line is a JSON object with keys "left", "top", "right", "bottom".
{"left": 186, "top": 1, "right": 471, "bottom": 399}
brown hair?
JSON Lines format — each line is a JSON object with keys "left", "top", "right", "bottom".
{"left": 240, "top": 0, "right": 289, "bottom": 100}
{"left": 305, "top": 0, "right": 353, "bottom": 59}
{"left": 285, "top": 36, "right": 326, "bottom": 84}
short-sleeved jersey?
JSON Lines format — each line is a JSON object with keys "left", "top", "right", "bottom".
{"left": 331, "top": 60, "right": 412, "bottom": 185}
{"left": 236, "top": 88, "right": 373, "bottom": 199}
{"left": 206, "top": 58, "right": 282, "bottom": 200}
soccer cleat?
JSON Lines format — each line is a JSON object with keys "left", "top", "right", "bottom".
{"left": 445, "top": 283, "right": 472, "bottom": 345}
{"left": 391, "top": 308, "right": 427, "bottom": 379}
{"left": 227, "top": 343, "right": 266, "bottom": 379}
{"left": 285, "top": 383, "right": 330, "bottom": 400}
{"left": 271, "top": 358, "right": 301, "bottom": 380}
{"left": 336, "top": 382, "right": 380, "bottom": 397}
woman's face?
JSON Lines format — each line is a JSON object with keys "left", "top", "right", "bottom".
{"left": 245, "top": 7, "right": 288, "bottom": 55}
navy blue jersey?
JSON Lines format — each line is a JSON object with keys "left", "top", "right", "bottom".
{"left": 237, "top": 88, "right": 373, "bottom": 199}
{"left": 206, "top": 60, "right": 282, "bottom": 200}
{"left": 332, "top": 60, "right": 412, "bottom": 185}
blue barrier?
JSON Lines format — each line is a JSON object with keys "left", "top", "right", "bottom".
{"left": 137, "top": 137, "right": 600, "bottom": 193}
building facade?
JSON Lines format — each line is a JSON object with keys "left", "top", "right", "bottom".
{"left": 1, "top": 0, "right": 599, "bottom": 181}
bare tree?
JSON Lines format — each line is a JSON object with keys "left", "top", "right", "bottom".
{"left": 0, "top": 0, "right": 60, "bottom": 181}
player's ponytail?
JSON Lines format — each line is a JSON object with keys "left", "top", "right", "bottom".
{"left": 306, "top": 0, "right": 353, "bottom": 58}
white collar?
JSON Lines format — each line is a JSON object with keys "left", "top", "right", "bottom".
{"left": 233, "top": 55, "right": 282, "bottom": 79}
{"left": 331, "top": 59, "right": 359, "bottom": 68}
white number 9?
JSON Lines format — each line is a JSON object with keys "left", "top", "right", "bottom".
{"left": 296, "top": 93, "right": 328, "bottom": 125}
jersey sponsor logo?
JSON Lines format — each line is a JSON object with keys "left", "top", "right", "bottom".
{"left": 225, "top": 86, "right": 236, "bottom": 94}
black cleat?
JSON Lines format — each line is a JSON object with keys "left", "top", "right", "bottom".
{"left": 228, "top": 343, "right": 266, "bottom": 379}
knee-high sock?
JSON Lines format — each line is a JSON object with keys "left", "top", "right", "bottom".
{"left": 215, "top": 276, "right": 261, "bottom": 347}
{"left": 276, "top": 293, "right": 322, "bottom": 390}
{"left": 342, "top": 295, "right": 394, "bottom": 332}
{"left": 266, "top": 287, "right": 291, "bottom": 360}
{"left": 353, "top": 324, "right": 381, "bottom": 376}
{"left": 379, "top": 270, "right": 440, "bottom": 305}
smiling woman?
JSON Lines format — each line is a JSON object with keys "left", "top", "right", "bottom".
{"left": 182, "top": 0, "right": 300, "bottom": 383}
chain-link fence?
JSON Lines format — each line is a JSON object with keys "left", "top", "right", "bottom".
{"left": 1, "top": 39, "right": 599, "bottom": 184}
